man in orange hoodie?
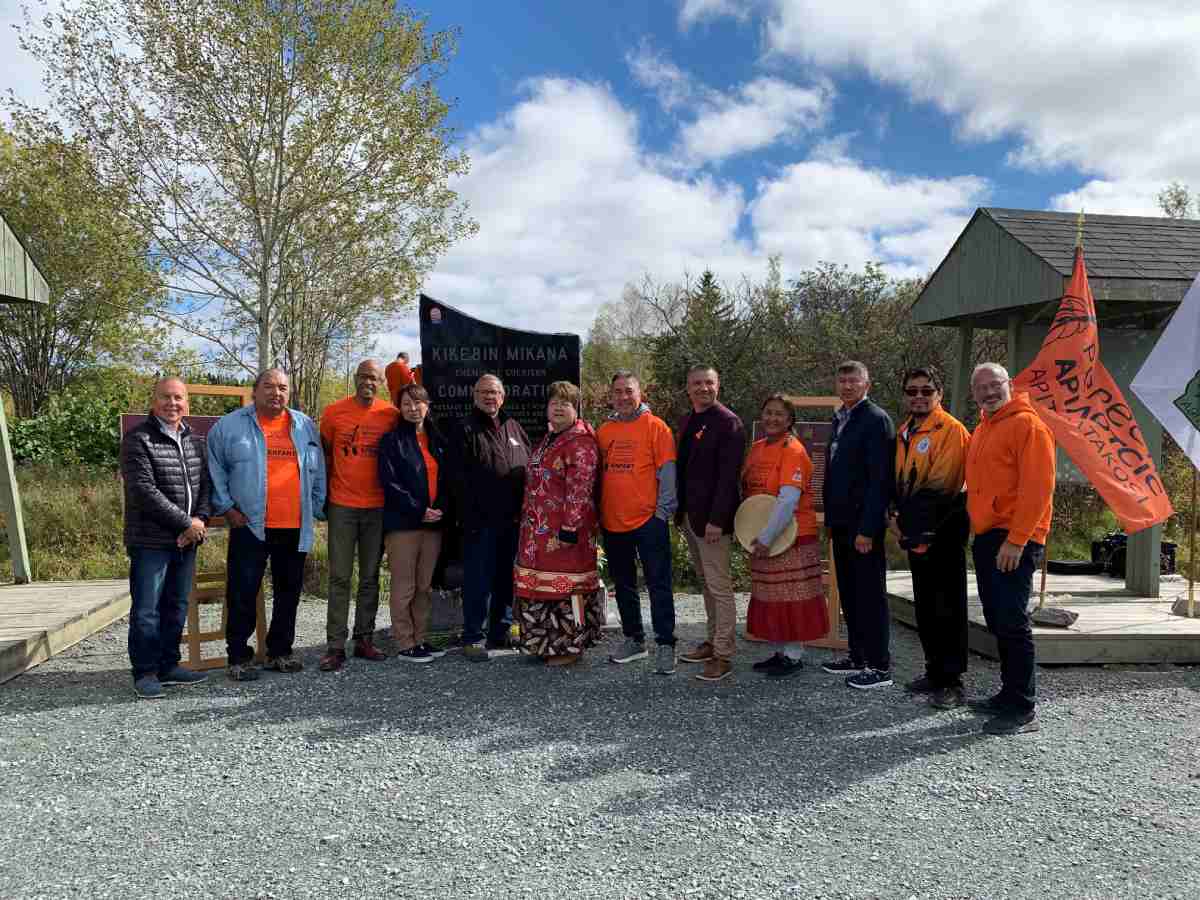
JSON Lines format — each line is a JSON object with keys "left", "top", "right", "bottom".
{"left": 965, "top": 362, "right": 1055, "bottom": 736}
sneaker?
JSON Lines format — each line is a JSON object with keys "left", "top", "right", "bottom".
{"left": 463, "top": 643, "right": 490, "bottom": 663}
{"left": 905, "top": 675, "right": 937, "bottom": 694}
{"left": 968, "top": 692, "right": 1010, "bottom": 714}
{"left": 821, "top": 656, "right": 862, "bottom": 674}
{"left": 695, "top": 657, "right": 733, "bottom": 682}
{"left": 396, "top": 646, "right": 434, "bottom": 664}
{"left": 158, "top": 666, "right": 208, "bottom": 686}
{"left": 679, "top": 642, "right": 715, "bottom": 664}
{"left": 846, "top": 668, "right": 893, "bottom": 690}
{"left": 353, "top": 638, "right": 387, "bottom": 661}
{"left": 420, "top": 642, "right": 448, "bottom": 659}
{"left": 445, "top": 634, "right": 474, "bottom": 652}
{"left": 983, "top": 710, "right": 1039, "bottom": 735}
{"left": 752, "top": 652, "right": 786, "bottom": 672}
{"left": 319, "top": 648, "right": 347, "bottom": 672}
{"left": 767, "top": 656, "right": 805, "bottom": 679}
{"left": 609, "top": 639, "right": 648, "bottom": 664}
{"left": 654, "top": 644, "right": 676, "bottom": 675}
{"left": 227, "top": 662, "right": 261, "bottom": 681}
{"left": 265, "top": 654, "right": 304, "bottom": 673}
{"left": 132, "top": 675, "right": 164, "bottom": 700}
{"left": 930, "top": 685, "right": 965, "bottom": 709}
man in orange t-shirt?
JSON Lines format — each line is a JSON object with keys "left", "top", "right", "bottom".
{"left": 596, "top": 371, "right": 678, "bottom": 674}
{"left": 385, "top": 352, "right": 418, "bottom": 401}
{"left": 318, "top": 359, "right": 401, "bottom": 671}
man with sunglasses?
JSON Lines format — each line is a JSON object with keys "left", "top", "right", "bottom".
{"left": 890, "top": 368, "right": 971, "bottom": 709}
{"left": 318, "top": 359, "right": 401, "bottom": 671}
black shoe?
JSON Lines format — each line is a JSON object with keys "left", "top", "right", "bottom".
{"left": 905, "top": 675, "right": 937, "bottom": 694}
{"left": 968, "top": 693, "right": 1010, "bottom": 714}
{"left": 821, "top": 656, "right": 862, "bottom": 674}
{"left": 396, "top": 646, "right": 434, "bottom": 664}
{"left": 752, "top": 652, "right": 786, "bottom": 672}
{"left": 930, "top": 685, "right": 965, "bottom": 709}
{"left": 983, "top": 711, "right": 1039, "bottom": 735}
{"left": 846, "top": 668, "right": 893, "bottom": 690}
{"left": 420, "top": 642, "right": 447, "bottom": 659}
{"left": 766, "top": 656, "right": 805, "bottom": 679}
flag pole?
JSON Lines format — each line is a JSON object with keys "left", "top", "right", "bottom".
{"left": 1190, "top": 465, "right": 1197, "bottom": 618}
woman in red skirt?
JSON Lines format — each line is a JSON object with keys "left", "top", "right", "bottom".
{"left": 743, "top": 394, "right": 829, "bottom": 677}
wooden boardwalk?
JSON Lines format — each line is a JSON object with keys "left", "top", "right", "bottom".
{"left": 0, "top": 580, "right": 130, "bottom": 685}
{"left": 887, "top": 572, "right": 1200, "bottom": 664}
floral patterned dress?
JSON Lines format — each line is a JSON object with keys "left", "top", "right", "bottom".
{"left": 513, "top": 419, "right": 603, "bottom": 657}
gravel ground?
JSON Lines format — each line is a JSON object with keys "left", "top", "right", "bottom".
{"left": 2, "top": 591, "right": 1200, "bottom": 900}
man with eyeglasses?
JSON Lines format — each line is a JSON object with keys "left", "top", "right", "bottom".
{"left": 890, "top": 368, "right": 971, "bottom": 709}
{"left": 821, "top": 360, "right": 896, "bottom": 690}
{"left": 317, "top": 359, "right": 401, "bottom": 671}
{"left": 965, "top": 363, "right": 1054, "bottom": 736}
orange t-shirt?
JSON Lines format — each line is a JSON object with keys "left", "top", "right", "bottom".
{"left": 417, "top": 430, "right": 438, "bottom": 504}
{"left": 259, "top": 411, "right": 301, "bottom": 529}
{"left": 385, "top": 360, "right": 415, "bottom": 401}
{"left": 742, "top": 435, "right": 817, "bottom": 538}
{"left": 596, "top": 413, "right": 676, "bottom": 532}
{"left": 319, "top": 396, "right": 402, "bottom": 508}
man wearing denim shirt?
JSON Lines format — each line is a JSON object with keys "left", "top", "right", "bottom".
{"left": 207, "top": 368, "right": 327, "bottom": 680}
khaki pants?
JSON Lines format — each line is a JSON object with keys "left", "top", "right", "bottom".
{"left": 385, "top": 529, "right": 442, "bottom": 651}
{"left": 684, "top": 522, "right": 736, "bottom": 660}
{"left": 326, "top": 503, "right": 384, "bottom": 649}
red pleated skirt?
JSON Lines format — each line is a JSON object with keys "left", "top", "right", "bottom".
{"left": 746, "top": 535, "right": 829, "bottom": 643}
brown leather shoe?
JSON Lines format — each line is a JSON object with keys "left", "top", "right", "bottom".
{"left": 545, "top": 653, "right": 580, "bottom": 667}
{"left": 679, "top": 641, "right": 715, "bottom": 664}
{"left": 318, "top": 647, "right": 346, "bottom": 672}
{"left": 353, "top": 637, "right": 387, "bottom": 661}
{"left": 695, "top": 657, "right": 733, "bottom": 682}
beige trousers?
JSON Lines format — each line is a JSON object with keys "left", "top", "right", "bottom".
{"left": 684, "top": 522, "right": 736, "bottom": 659}
{"left": 385, "top": 530, "right": 442, "bottom": 651}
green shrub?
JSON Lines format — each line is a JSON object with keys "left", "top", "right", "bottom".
{"left": 8, "top": 389, "right": 126, "bottom": 468}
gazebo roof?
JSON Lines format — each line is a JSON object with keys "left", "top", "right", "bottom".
{"left": 913, "top": 207, "right": 1200, "bottom": 329}
{"left": 0, "top": 212, "right": 49, "bottom": 305}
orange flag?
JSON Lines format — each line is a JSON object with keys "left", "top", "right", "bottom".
{"left": 1012, "top": 247, "right": 1173, "bottom": 534}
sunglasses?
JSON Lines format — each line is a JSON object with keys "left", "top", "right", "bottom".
{"left": 904, "top": 387, "right": 937, "bottom": 397}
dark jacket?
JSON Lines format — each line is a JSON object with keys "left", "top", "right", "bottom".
{"left": 823, "top": 397, "right": 895, "bottom": 536}
{"left": 675, "top": 402, "right": 745, "bottom": 535}
{"left": 377, "top": 418, "right": 449, "bottom": 533}
{"left": 448, "top": 407, "right": 530, "bottom": 529}
{"left": 120, "top": 417, "right": 212, "bottom": 549}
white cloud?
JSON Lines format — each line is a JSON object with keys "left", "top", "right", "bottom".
{"left": 1049, "top": 179, "right": 1166, "bottom": 218}
{"left": 706, "top": 0, "right": 1200, "bottom": 215}
{"left": 680, "top": 76, "right": 831, "bottom": 165}
{"left": 626, "top": 43, "right": 695, "bottom": 111}
{"left": 0, "top": 2, "right": 56, "bottom": 121}
{"left": 678, "top": 0, "right": 752, "bottom": 28}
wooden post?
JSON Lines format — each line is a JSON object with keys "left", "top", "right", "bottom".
{"left": 1037, "top": 540, "right": 1049, "bottom": 610}
{"left": 1190, "top": 466, "right": 1197, "bottom": 618}
{"left": 0, "top": 395, "right": 31, "bottom": 584}
{"left": 951, "top": 322, "right": 973, "bottom": 421}
{"left": 1006, "top": 312, "right": 1022, "bottom": 374}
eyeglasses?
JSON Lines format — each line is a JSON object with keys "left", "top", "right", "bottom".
{"left": 904, "top": 387, "right": 937, "bottom": 397}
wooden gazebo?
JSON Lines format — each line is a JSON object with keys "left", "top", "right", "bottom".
{"left": 0, "top": 212, "right": 50, "bottom": 584}
{"left": 914, "top": 207, "right": 1200, "bottom": 596}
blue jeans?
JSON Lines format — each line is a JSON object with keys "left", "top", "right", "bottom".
{"left": 127, "top": 545, "right": 197, "bottom": 679}
{"left": 603, "top": 516, "right": 675, "bottom": 646}
{"left": 972, "top": 529, "right": 1043, "bottom": 713}
{"left": 461, "top": 526, "right": 517, "bottom": 645}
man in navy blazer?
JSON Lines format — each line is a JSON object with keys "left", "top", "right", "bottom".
{"left": 821, "top": 361, "right": 896, "bottom": 690}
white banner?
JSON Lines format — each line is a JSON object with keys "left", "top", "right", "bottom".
{"left": 1131, "top": 274, "right": 1200, "bottom": 471}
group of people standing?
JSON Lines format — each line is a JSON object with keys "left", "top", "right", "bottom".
{"left": 119, "top": 352, "right": 1054, "bottom": 737}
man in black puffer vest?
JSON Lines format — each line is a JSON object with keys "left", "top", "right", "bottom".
{"left": 120, "top": 377, "right": 212, "bottom": 699}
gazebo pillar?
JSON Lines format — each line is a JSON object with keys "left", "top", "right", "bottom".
{"left": 951, "top": 322, "right": 973, "bottom": 420}
{"left": 0, "top": 398, "right": 31, "bottom": 583}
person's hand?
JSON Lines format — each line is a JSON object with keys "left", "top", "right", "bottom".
{"left": 996, "top": 540, "right": 1023, "bottom": 572}
{"left": 910, "top": 543, "right": 929, "bottom": 555}
{"left": 422, "top": 508, "right": 443, "bottom": 523}
{"left": 750, "top": 538, "right": 769, "bottom": 558}
{"left": 225, "top": 507, "right": 248, "bottom": 528}
{"left": 177, "top": 517, "right": 206, "bottom": 548}
{"left": 854, "top": 534, "right": 873, "bottom": 554}
{"left": 704, "top": 523, "right": 722, "bottom": 544}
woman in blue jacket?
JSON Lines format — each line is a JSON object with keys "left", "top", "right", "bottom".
{"left": 377, "top": 384, "right": 449, "bottom": 663}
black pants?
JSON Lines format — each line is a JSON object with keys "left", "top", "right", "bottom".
{"left": 830, "top": 526, "right": 890, "bottom": 671}
{"left": 226, "top": 526, "right": 306, "bottom": 664}
{"left": 909, "top": 511, "right": 969, "bottom": 687}
{"left": 972, "top": 528, "right": 1042, "bottom": 713}
{"left": 604, "top": 516, "right": 676, "bottom": 646}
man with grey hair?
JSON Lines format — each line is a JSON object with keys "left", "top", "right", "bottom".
{"left": 207, "top": 368, "right": 327, "bottom": 680}
{"left": 821, "top": 360, "right": 896, "bottom": 690}
{"left": 448, "top": 373, "right": 530, "bottom": 660}
{"left": 120, "top": 377, "right": 212, "bottom": 699}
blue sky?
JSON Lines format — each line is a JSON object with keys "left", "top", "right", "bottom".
{"left": 6, "top": 0, "right": 1199, "bottom": 364}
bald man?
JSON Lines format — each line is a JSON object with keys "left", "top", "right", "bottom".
{"left": 120, "top": 378, "right": 212, "bottom": 699}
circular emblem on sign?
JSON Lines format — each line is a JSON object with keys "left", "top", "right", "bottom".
{"left": 916, "top": 437, "right": 931, "bottom": 454}
{"left": 429, "top": 306, "right": 443, "bottom": 324}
